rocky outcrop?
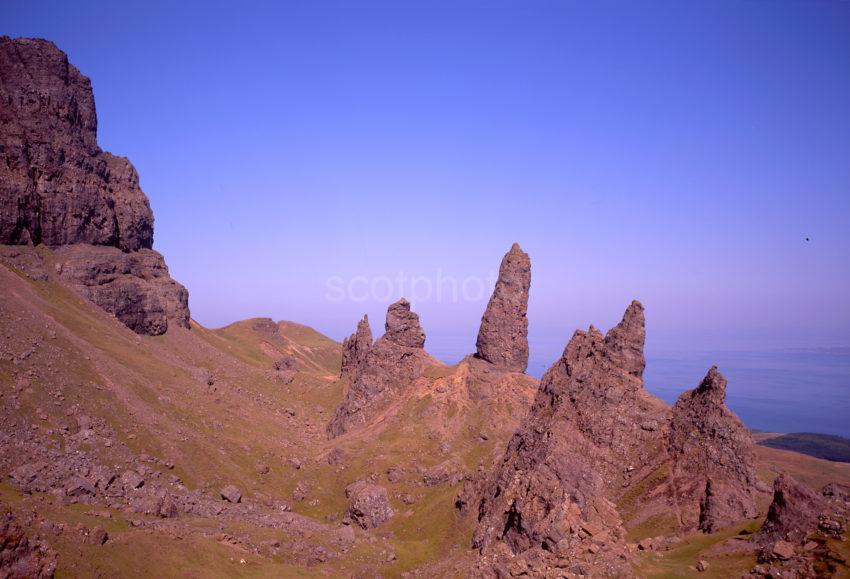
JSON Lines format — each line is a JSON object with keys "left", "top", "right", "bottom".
{"left": 0, "top": 37, "right": 189, "bottom": 335}
{"left": 327, "top": 299, "right": 430, "bottom": 438}
{"left": 0, "top": 507, "right": 57, "bottom": 578}
{"left": 344, "top": 481, "right": 394, "bottom": 529}
{"left": 668, "top": 366, "right": 759, "bottom": 532}
{"left": 475, "top": 243, "right": 530, "bottom": 372}
{"left": 384, "top": 299, "right": 426, "bottom": 348}
{"left": 519, "top": 301, "right": 668, "bottom": 493}
{"left": 756, "top": 473, "right": 825, "bottom": 545}
{"left": 468, "top": 301, "right": 667, "bottom": 576}
{"left": 0, "top": 37, "right": 152, "bottom": 250}
{"left": 340, "top": 315, "right": 372, "bottom": 379}
{"left": 52, "top": 245, "right": 189, "bottom": 334}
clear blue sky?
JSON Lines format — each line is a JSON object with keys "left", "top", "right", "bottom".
{"left": 3, "top": 1, "right": 849, "bottom": 372}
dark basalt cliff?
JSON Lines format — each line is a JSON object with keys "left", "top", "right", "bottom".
{"left": 0, "top": 37, "right": 189, "bottom": 335}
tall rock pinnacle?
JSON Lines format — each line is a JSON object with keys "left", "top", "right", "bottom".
{"left": 669, "top": 366, "right": 759, "bottom": 532}
{"left": 0, "top": 37, "right": 189, "bottom": 335}
{"left": 340, "top": 315, "right": 372, "bottom": 379}
{"left": 475, "top": 243, "right": 530, "bottom": 372}
{"left": 328, "top": 299, "right": 429, "bottom": 438}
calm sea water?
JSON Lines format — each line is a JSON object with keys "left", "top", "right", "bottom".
{"left": 428, "top": 336, "right": 850, "bottom": 438}
{"left": 642, "top": 348, "right": 850, "bottom": 438}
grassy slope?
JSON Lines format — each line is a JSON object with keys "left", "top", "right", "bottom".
{"left": 0, "top": 256, "right": 534, "bottom": 577}
{"left": 2, "top": 253, "right": 849, "bottom": 578}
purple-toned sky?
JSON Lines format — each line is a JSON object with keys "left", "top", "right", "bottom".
{"left": 3, "top": 1, "right": 849, "bottom": 372}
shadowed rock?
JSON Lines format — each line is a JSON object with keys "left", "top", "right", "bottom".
{"left": 668, "top": 366, "right": 759, "bottom": 532}
{"left": 475, "top": 243, "right": 530, "bottom": 372}
{"left": 340, "top": 315, "right": 372, "bottom": 379}
{"left": 0, "top": 37, "right": 189, "bottom": 335}
{"left": 52, "top": 245, "right": 189, "bottom": 334}
{"left": 327, "top": 299, "right": 430, "bottom": 438}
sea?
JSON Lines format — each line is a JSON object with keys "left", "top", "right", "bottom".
{"left": 427, "top": 337, "right": 850, "bottom": 438}
{"left": 642, "top": 348, "right": 850, "bottom": 438}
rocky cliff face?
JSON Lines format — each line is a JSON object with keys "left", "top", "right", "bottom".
{"left": 327, "top": 299, "right": 430, "bottom": 437}
{"left": 340, "top": 315, "right": 372, "bottom": 380}
{"left": 475, "top": 243, "right": 530, "bottom": 372}
{"left": 468, "top": 301, "right": 667, "bottom": 576}
{"left": 0, "top": 37, "right": 189, "bottom": 335}
{"left": 668, "top": 366, "right": 759, "bottom": 532}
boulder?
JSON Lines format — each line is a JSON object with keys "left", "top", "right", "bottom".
{"left": 64, "top": 477, "right": 96, "bottom": 497}
{"left": 220, "top": 485, "right": 242, "bottom": 504}
{"left": 345, "top": 481, "right": 394, "bottom": 529}
{"left": 120, "top": 470, "right": 144, "bottom": 490}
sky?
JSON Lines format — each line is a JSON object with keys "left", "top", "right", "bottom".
{"left": 3, "top": 0, "right": 850, "bottom": 375}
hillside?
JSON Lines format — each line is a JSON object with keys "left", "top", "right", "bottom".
{"left": 0, "top": 250, "right": 539, "bottom": 576}
{"left": 2, "top": 35, "right": 849, "bottom": 579}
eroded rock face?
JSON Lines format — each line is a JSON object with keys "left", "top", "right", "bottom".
{"left": 468, "top": 301, "right": 666, "bottom": 576}
{"left": 53, "top": 245, "right": 189, "bottom": 334}
{"left": 669, "top": 366, "right": 759, "bottom": 532}
{"left": 0, "top": 507, "right": 57, "bottom": 578}
{"left": 475, "top": 243, "right": 530, "bottom": 372}
{"left": 517, "top": 301, "right": 668, "bottom": 493}
{"left": 0, "top": 37, "right": 189, "bottom": 335}
{"left": 384, "top": 298, "right": 425, "bottom": 348}
{"left": 340, "top": 315, "right": 372, "bottom": 379}
{"left": 0, "top": 37, "right": 152, "bottom": 251}
{"left": 756, "top": 473, "right": 825, "bottom": 545}
{"left": 327, "top": 299, "right": 430, "bottom": 438}
{"left": 345, "top": 481, "right": 394, "bottom": 529}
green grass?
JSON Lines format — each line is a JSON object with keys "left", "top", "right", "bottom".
{"left": 618, "top": 463, "right": 670, "bottom": 530}
{"left": 634, "top": 519, "right": 761, "bottom": 578}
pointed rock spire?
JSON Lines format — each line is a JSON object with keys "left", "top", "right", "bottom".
{"left": 475, "top": 243, "right": 531, "bottom": 372}
{"left": 384, "top": 298, "right": 425, "bottom": 348}
{"left": 467, "top": 301, "right": 668, "bottom": 576}
{"left": 669, "top": 366, "right": 759, "bottom": 532}
{"left": 694, "top": 365, "right": 727, "bottom": 403}
{"left": 756, "top": 472, "right": 825, "bottom": 545}
{"left": 603, "top": 300, "right": 646, "bottom": 378}
{"left": 340, "top": 314, "right": 372, "bottom": 379}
